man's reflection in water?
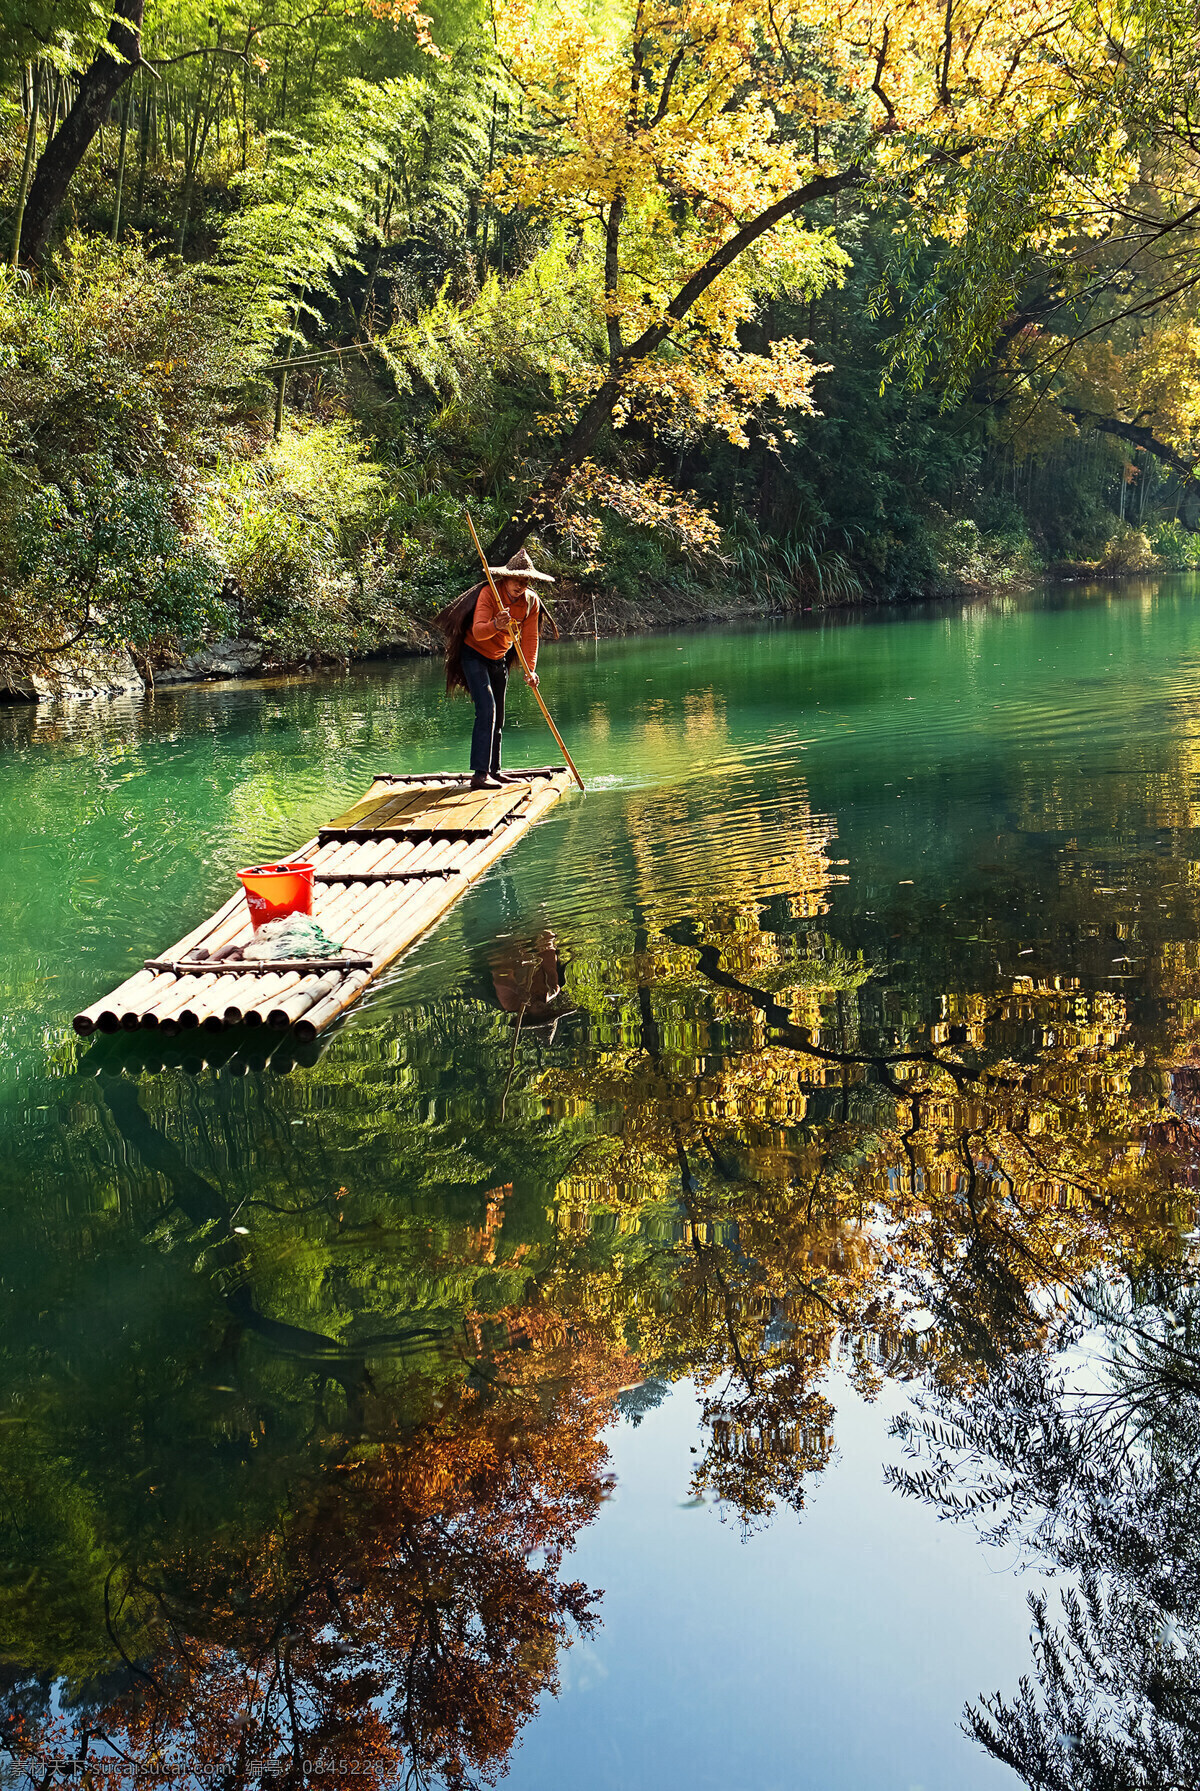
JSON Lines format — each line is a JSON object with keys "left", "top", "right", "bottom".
{"left": 484, "top": 918, "right": 575, "bottom": 1118}
{"left": 490, "top": 928, "right": 572, "bottom": 1038}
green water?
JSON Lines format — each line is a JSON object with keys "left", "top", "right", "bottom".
{"left": 4, "top": 577, "right": 1200, "bottom": 1789}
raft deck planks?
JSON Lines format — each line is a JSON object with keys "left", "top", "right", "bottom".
{"left": 74, "top": 768, "right": 573, "bottom": 1043}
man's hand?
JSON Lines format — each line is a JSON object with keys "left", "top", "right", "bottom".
{"left": 524, "top": 670, "right": 539, "bottom": 688}
{"left": 493, "top": 607, "right": 513, "bottom": 632}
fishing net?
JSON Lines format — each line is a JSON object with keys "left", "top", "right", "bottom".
{"left": 242, "top": 915, "right": 347, "bottom": 961}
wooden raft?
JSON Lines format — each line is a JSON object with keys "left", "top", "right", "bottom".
{"left": 73, "top": 768, "right": 573, "bottom": 1043}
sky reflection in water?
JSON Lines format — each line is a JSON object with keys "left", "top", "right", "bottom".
{"left": 2, "top": 580, "right": 1200, "bottom": 1789}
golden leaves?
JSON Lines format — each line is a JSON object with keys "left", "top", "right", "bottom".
{"left": 482, "top": 0, "right": 850, "bottom": 460}
{"left": 555, "top": 460, "right": 723, "bottom": 564}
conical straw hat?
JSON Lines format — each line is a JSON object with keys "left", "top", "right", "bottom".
{"left": 485, "top": 547, "right": 555, "bottom": 583}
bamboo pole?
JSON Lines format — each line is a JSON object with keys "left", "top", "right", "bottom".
{"left": 267, "top": 968, "right": 345, "bottom": 1029}
{"left": 310, "top": 836, "right": 422, "bottom": 926}
{"left": 335, "top": 860, "right": 460, "bottom": 955}
{"left": 221, "top": 965, "right": 328, "bottom": 1025}
{"left": 313, "top": 838, "right": 456, "bottom": 930}
{"left": 293, "top": 971, "right": 372, "bottom": 1042}
{"left": 341, "top": 857, "right": 471, "bottom": 960}
{"left": 150, "top": 972, "right": 221, "bottom": 1030}
{"left": 232, "top": 970, "right": 303, "bottom": 1027}
{"left": 75, "top": 968, "right": 157, "bottom": 1035}
{"left": 463, "top": 512, "right": 585, "bottom": 792}
{"left": 207, "top": 964, "right": 307, "bottom": 1027}
{"left": 149, "top": 972, "right": 204, "bottom": 1020}
{"left": 10, "top": 60, "right": 42, "bottom": 267}
{"left": 133, "top": 895, "right": 260, "bottom": 1025}
{"left": 137, "top": 974, "right": 191, "bottom": 1026}
{"left": 177, "top": 977, "right": 241, "bottom": 1029}
{"left": 296, "top": 849, "right": 507, "bottom": 1038}
{"left": 266, "top": 841, "right": 461, "bottom": 1034}
{"left": 223, "top": 974, "right": 278, "bottom": 1026}
{"left": 135, "top": 83, "right": 151, "bottom": 215}
{"left": 325, "top": 840, "right": 455, "bottom": 936}
{"left": 112, "top": 86, "right": 130, "bottom": 240}
{"left": 192, "top": 972, "right": 276, "bottom": 1031}
{"left": 219, "top": 978, "right": 260, "bottom": 1026}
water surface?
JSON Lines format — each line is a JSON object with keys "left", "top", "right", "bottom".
{"left": 3, "top": 579, "right": 1200, "bottom": 1790}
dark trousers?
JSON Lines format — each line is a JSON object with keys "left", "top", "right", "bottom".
{"left": 461, "top": 644, "right": 509, "bottom": 773}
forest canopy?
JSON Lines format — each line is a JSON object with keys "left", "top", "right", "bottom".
{"left": 2, "top": 0, "right": 1200, "bottom": 682}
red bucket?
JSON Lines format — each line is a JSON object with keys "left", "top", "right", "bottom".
{"left": 236, "top": 861, "right": 314, "bottom": 931}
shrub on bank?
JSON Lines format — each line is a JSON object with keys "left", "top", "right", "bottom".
{"left": 1152, "top": 520, "right": 1200, "bottom": 570}
{"left": 0, "top": 235, "right": 249, "bottom": 477}
{"left": 1099, "top": 525, "right": 1157, "bottom": 572}
{"left": 200, "top": 421, "right": 401, "bottom": 659}
{"left": 851, "top": 507, "right": 1038, "bottom": 602}
{"left": 12, "top": 467, "right": 228, "bottom": 658}
{"left": 0, "top": 237, "right": 422, "bottom": 677}
{"left": 934, "top": 514, "right": 1039, "bottom": 590}
{"left": 0, "top": 237, "right": 241, "bottom": 674}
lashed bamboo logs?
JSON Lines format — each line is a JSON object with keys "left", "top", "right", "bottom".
{"left": 73, "top": 881, "right": 261, "bottom": 1033}
{"left": 74, "top": 771, "right": 574, "bottom": 1041}
{"left": 293, "top": 773, "right": 571, "bottom": 1040}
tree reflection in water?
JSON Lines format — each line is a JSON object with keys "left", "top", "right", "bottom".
{"left": 0, "top": 1293, "right": 630, "bottom": 1788}
{"left": 1, "top": 825, "right": 1197, "bottom": 1787}
{"left": 889, "top": 1268, "right": 1200, "bottom": 1791}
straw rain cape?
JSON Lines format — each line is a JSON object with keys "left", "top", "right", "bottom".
{"left": 437, "top": 548, "right": 556, "bottom": 695}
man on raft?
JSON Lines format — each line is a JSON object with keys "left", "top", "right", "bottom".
{"left": 441, "top": 548, "right": 556, "bottom": 790}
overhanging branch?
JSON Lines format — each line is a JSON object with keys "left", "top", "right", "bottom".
{"left": 1062, "top": 405, "right": 1200, "bottom": 485}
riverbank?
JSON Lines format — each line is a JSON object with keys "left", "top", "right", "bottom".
{"left": 0, "top": 576, "right": 779, "bottom": 703}
{"left": 0, "top": 569, "right": 1018, "bottom": 704}
{"left": 4, "top": 553, "right": 1188, "bottom": 706}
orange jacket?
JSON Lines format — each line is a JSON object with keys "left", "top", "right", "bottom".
{"left": 464, "top": 586, "right": 539, "bottom": 669}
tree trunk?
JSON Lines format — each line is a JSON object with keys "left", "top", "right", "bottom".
{"left": 479, "top": 91, "right": 497, "bottom": 279}
{"left": 1063, "top": 406, "right": 1199, "bottom": 498}
{"left": 20, "top": 0, "right": 146, "bottom": 265}
{"left": 176, "top": 52, "right": 213, "bottom": 254}
{"left": 44, "top": 71, "right": 60, "bottom": 142}
{"left": 274, "top": 325, "right": 295, "bottom": 439}
{"left": 486, "top": 376, "right": 626, "bottom": 562}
